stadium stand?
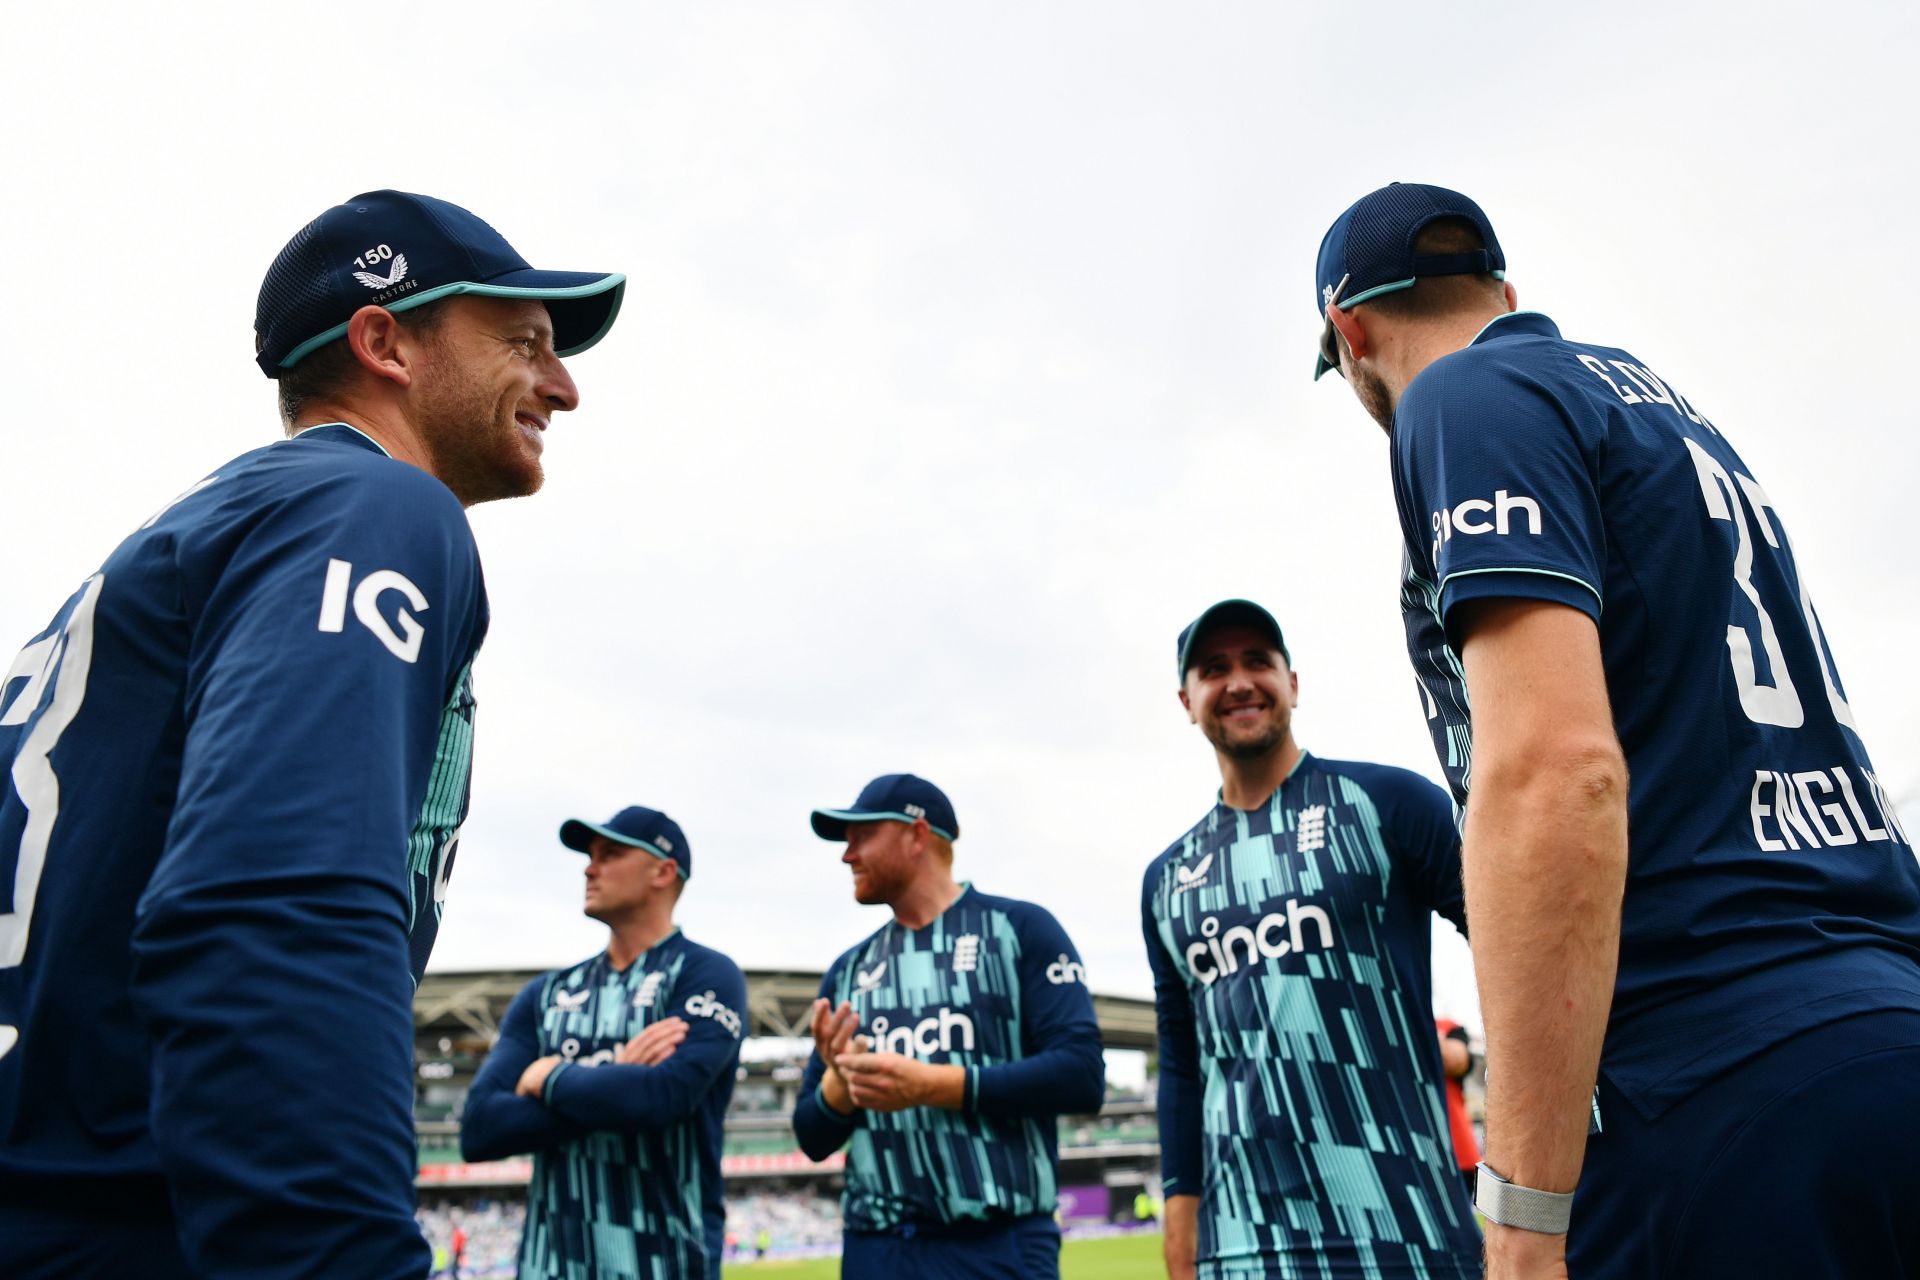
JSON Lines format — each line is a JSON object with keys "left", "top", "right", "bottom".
{"left": 412, "top": 968, "right": 1165, "bottom": 1262}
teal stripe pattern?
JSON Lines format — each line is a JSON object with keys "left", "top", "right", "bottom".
{"left": 1149, "top": 760, "right": 1480, "bottom": 1278}
{"left": 405, "top": 660, "right": 476, "bottom": 981}
{"left": 1398, "top": 555, "right": 1475, "bottom": 801}
{"left": 831, "top": 890, "right": 1058, "bottom": 1230}
{"left": 519, "top": 945, "right": 706, "bottom": 1280}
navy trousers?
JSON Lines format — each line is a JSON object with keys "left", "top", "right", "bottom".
{"left": 0, "top": 1175, "right": 194, "bottom": 1279}
{"left": 1568, "top": 1009, "right": 1920, "bottom": 1279}
{"left": 841, "top": 1212, "right": 1061, "bottom": 1279}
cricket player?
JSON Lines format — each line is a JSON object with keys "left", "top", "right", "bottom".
{"left": 1145, "top": 600, "right": 1481, "bottom": 1280}
{"left": 0, "top": 189, "right": 622, "bottom": 1278}
{"left": 792, "top": 773, "right": 1106, "bottom": 1279}
{"left": 1315, "top": 181, "right": 1920, "bottom": 1278}
{"left": 462, "top": 806, "right": 746, "bottom": 1279}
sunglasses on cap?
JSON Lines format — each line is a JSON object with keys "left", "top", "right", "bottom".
{"left": 1318, "top": 272, "right": 1350, "bottom": 379}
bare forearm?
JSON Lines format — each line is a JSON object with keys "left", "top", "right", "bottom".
{"left": 1163, "top": 1194, "right": 1198, "bottom": 1280}
{"left": 1465, "top": 748, "right": 1627, "bottom": 1192}
{"left": 921, "top": 1063, "right": 965, "bottom": 1109}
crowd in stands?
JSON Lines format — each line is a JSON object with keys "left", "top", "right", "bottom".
{"left": 722, "top": 1189, "right": 844, "bottom": 1261}
{"left": 417, "top": 1199, "right": 524, "bottom": 1279}
{"left": 417, "top": 1189, "right": 845, "bottom": 1273}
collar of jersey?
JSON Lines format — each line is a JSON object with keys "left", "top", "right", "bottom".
{"left": 289, "top": 421, "right": 394, "bottom": 458}
{"left": 607, "top": 925, "right": 681, "bottom": 974}
{"left": 1467, "top": 310, "right": 1560, "bottom": 347}
{"left": 1214, "top": 749, "right": 1313, "bottom": 814}
{"left": 889, "top": 882, "right": 975, "bottom": 937}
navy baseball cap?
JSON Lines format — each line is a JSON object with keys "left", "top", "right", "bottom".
{"left": 811, "top": 774, "right": 959, "bottom": 842}
{"left": 1312, "top": 182, "right": 1505, "bottom": 380}
{"left": 255, "top": 189, "right": 625, "bottom": 376}
{"left": 1177, "top": 599, "right": 1290, "bottom": 678}
{"left": 559, "top": 806, "right": 691, "bottom": 879}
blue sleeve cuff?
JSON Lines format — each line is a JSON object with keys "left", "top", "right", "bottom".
{"left": 815, "top": 1081, "right": 857, "bottom": 1124}
{"left": 1438, "top": 566, "right": 1601, "bottom": 645}
{"left": 964, "top": 1065, "right": 980, "bottom": 1111}
{"left": 541, "top": 1061, "right": 572, "bottom": 1106}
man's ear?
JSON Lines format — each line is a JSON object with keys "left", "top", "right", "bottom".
{"left": 345, "top": 305, "right": 415, "bottom": 390}
{"left": 1503, "top": 280, "right": 1519, "bottom": 312}
{"left": 1327, "top": 304, "right": 1369, "bottom": 365}
{"left": 1178, "top": 687, "right": 1197, "bottom": 725}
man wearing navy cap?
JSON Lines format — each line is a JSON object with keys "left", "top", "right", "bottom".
{"left": 1315, "top": 182, "right": 1920, "bottom": 1278}
{"left": 1144, "top": 600, "right": 1480, "bottom": 1280}
{"left": 792, "top": 774, "right": 1106, "bottom": 1279}
{"left": 462, "top": 806, "right": 746, "bottom": 1280}
{"left": 0, "top": 191, "right": 621, "bottom": 1278}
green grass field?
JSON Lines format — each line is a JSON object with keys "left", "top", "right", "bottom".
{"left": 722, "top": 1230, "right": 1163, "bottom": 1279}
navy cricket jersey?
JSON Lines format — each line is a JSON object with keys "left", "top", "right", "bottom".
{"left": 792, "top": 886, "right": 1106, "bottom": 1232}
{"left": 0, "top": 423, "right": 487, "bottom": 1276}
{"left": 1143, "top": 753, "right": 1480, "bottom": 1280}
{"left": 1391, "top": 311, "right": 1920, "bottom": 1118}
{"left": 462, "top": 931, "right": 746, "bottom": 1279}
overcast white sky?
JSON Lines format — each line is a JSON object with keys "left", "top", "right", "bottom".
{"left": 5, "top": 3, "right": 1917, "bottom": 1029}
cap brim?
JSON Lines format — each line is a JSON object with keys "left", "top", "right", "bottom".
{"left": 1180, "top": 599, "right": 1287, "bottom": 676}
{"left": 810, "top": 808, "right": 864, "bottom": 841}
{"left": 276, "top": 271, "right": 627, "bottom": 371}
{"left": 811, "top": 808, "right": 958, "bottom": 842}
{"left": 560, "top": 818, "right": 655, "bottom": 853}
{"left": 462, "top": 269, "right": 626, "bottom": 357}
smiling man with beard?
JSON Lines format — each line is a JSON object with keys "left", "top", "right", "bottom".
{"left": 0, "top": 190, "right": 621, "bottom": 1279}
{"left": 791, "top": 773, "right": 1105, "bottom": 1280}
{"left": 1143, "top": 600, "right": 1480, "bottom": 1280}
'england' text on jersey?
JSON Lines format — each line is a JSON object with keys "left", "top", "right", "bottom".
{"left": 1749, "top": 765, "right": 1910, "bottom": 851}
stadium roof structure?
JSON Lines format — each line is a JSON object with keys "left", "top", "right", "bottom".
{"left": 415, "top": 967, "right": 1157, "bottom": 1051}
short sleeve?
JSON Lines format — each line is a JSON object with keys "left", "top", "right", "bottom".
{"left": 1394, "top": 352, "right": 1605, "bottom": 643}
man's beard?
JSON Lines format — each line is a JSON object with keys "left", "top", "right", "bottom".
{"left": 852, "top": 866, "right": 901, "bottom": 906}
{"left": 1205, "top": 716, "right": 1289, "bottom": 761}
{"left": 414, "top": 363, "right": 543, "bottom": 505}
{"left": 1349, "top": 361, "right": 1396, "bottom": 434}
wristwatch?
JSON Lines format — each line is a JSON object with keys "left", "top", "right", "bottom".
{"left": 1474, "top": 1162, "right": 1574, "bottom": 1234}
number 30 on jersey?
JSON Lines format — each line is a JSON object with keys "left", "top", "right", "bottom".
{"left": 1685, "top": 440, "right": 1856, "bottom": 734}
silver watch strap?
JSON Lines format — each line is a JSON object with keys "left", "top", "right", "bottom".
{"left": 1474, "top": 1162, "right": 1574, "bottom": 1233}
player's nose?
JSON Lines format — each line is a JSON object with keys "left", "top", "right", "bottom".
{"left": 538, "top": 354, "right": 581, "bottom": 414}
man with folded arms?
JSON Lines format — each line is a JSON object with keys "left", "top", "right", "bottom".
{"left": 463, "top": 806, "right": 745, "bottom": 1279}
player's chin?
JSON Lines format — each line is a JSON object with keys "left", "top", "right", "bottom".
{"left": 457, "top": 446, "right": 545, "bottom": 505}
{"left": 1216, "top": 723, "right": 1283, "bottom": 759}
{"left": 492, "top": 460, "right": 545, "bottom": 502}
{"left": 503, "top": 442, "right": 546, "bottom": 497}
